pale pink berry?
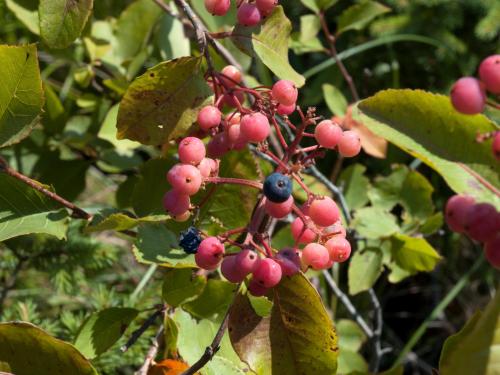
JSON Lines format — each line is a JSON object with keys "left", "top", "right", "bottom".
{"left": 484, "top": 234, "right": 500, "bottom": 269}
{"left": 204, "top": 0, "right": 231, "bottom": 16}
{"left": 323, "top": 221, "right": 347, "bottom": 238}
{"left": 252, "top": 258, "right": 282, "bottom": 288}
{"left": 235, "top": 249, "right": 260, "bottom": 275}
{"left": 207, "top": 132, "right": 231, "bottom": 158}
{"left": 198, "top": 158, "right": 215, "bottom": 178}
{"left": 256, "top": 0, "right": 277, "bottom": 16}
{"left": 167, "top": 164, "right": 202, "bottom": 196}
{"left": 237, "top": 3, "right": 262, "bottom": 26}
{"left": 450, "top": 77, "right": 486, "bottom": 115}
{"left": 302, "top": 243, "right": 330, "bottom": 270}
{"left": 178, "top": 137, "right": 206, "bottom": 165}
{"left": 275, "top": 248, "right": 301, "bottom": 276}
{"left": 309, "top": 197, "right": 340, "bottom": 227}
{"left": 195, "top": 237, "right": 225, "bottom": 270}
{"left": 220, "top": 65, "right": 242, "bottom": 87}
{"left": 479, "top": 55, "right": 500, "bottom": 94}
{"left": 464, "top": 203, "right": 500, "bottom": 243}
{"left": 248, "top": 278, "right": 268, "bottom": 296}
{"left": 264, "top": 196, "right": 294, "bottom": 219}
{"left": 173, "top": 211, "right": 191, "bottom": 222}
{"left": 198, "top": 106, "right": 222, "bottom": 131}
{"left": 326, "top": 237, "right": 352, "bottom": 263}
{"left": 277, "top": 103, "right": 295, "bottom": 116}
{"left": 314, "top": 120, "right": 343, "bottom": 149}
{"left": 163, "top": 190, "right": 190, "bottom": 216}
{"left": 493, "top": 132, "right": 500, "bottom": 161}
{"left": 338, "top": 130, "right": 361, "bottom": 157}
{"left": 221, "top": 256, "right": 246, "bottom": 283}
{"left": 291, "top": 217, "right": 317, "bottom": 244}
{"left": 445, "top": 195, "right": 476, "bottom": 233}
{"left": 272, "top": 80, "right": 298, "bottom": 106}
{"left": 240, "top": 112, "right": 270, "bottom": 143}
{"left": 222, "top": 91, "right": 245, "bottom": 108}
{"left": 226, "top": 123, "right": 247, "bottom": 150}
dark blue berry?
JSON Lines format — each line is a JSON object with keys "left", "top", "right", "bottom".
{"left": 179, "top": 227, "right": 202, "bottom": 254}
{"left": 263, "top": 173, "right": 293, "bottom": 203}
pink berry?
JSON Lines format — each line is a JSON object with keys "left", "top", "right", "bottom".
{"left": 221, "top": 256, "right": 247, "bottom": 283}
{"left": 252, "top": 258, "right": 282, "bottom": 288}
{"left": 222, "top": 91, "right": 245, "bottom": 108}
{"left": 248, "top": 278, "right": 268, "bottom": 296}
{"left": 264, "top": 196, "right": 294, "bottom": 219}
{"left": 309, "top": 197, "right": 340, "bottom": 227}
{"left": 445, "top": 195, "right": 476, "bottom": 233}
{"left": 450, "top": 77, "right": 486, "bottom": 115}
{"left": 302, "top": 243, "right": 330, "bottom": 270}
{"left": 237, "top": 3, "right": 262, "bottom": 26}
{"left": 198, "top": 158, "right": 215, "bottom": 178}
{"left": 338, "top": 130, "right": 361, "bottom": 157}
{"left": 195, "top": 237, "right": 225, "bottom": 270}
{"left": 204, "top": 0, "right": 231, "bottom": 16}
{"left": 207, "top": 132, "right": 231, "bottom": 158}
{"left": 198, "top": 106, "right": 222, "bottom": 131}
{"left": 178, "top": 137, "right": 206, "bottom": 165}
{"left": 235, "top": 249, "right": 260, "bottom": 275}
{"left": 167, "top": 164, "right": 202, "bottom": 196}
{"left": 163, "top": 190, "right": 190, "bottom": 216}
{"left": 277, "top": 103, "right": 295, "bottom": 116}
{"left": 493, "top": 132, "right": 500, "bottom": 161}
{"left": 226, "top": 123, "right": 247, "bottom": 150}
{"left": 479, "top": 54, "right": 500, "bottom": 94}
{"left": 173, "top": 211, "right": 191, "bottom": 222}
{"left": 484, "top": 234, "right": 500, "bottom": 269}
{"left": 314, "top": 120, "right": 343, "bottom": 149}
{"left": 291, "top": 217, "right": 317, "bottom": 244}
{"left": 240, "top": 112, "right": 270, "bottom": 143}
{"left": 325, "top": 237, "right": 352, "bottom": 263}
{"left": 256, "top": 0, "right": 277, "bottom": 16}
{"left": 272, "top": 80, "right": 298, "bottom": 106}
{"left": 220, "top": 65, "right": 242, "bottom": 87}
{"left": 464, "top": 203, "right": 500, "bottom": 243}
{"left": 322, "top": 221, "right": 347, "bottom": 238}
{"left": 275, "top": 248, "right": 301, "bottom": 276}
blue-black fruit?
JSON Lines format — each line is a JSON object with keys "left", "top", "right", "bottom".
{"left": 179, "top": 227, "right": 202, "bottom": 254}
{"left": 263, "top": 173, "right": 293, "bottom": 203}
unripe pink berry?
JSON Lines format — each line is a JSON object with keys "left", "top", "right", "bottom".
{"left": 235, "top": 249, "right": 261, "bottom": 275}
{"left": 264, "top": 196, "right": 294, "bottom": 219}
{"left": 195, "top": 237, "right": 225, "bottom": 270}
{"left": 445, "top": 195, "right": 475, "bottom": 233}
{"left": 240, "top": 112, "right": 270, "bottom": 143}
{"left": 207, "top": 132, "right": 231, "bottom": 158}
{"left": 167, "top": 164, "right": 202, "bottom": 196}
{"left": 493, "top": 132, "right": 500, "bottom": 161}
{"left": 204, "top": 0, "right": 231, "bottom": 16}
{"left": 338, "top": 130, "right": 361, "bottom": 157}
{"left": 479, "top": 54, "right": 500, "bottom": 94}
{"left": 252, "top": 258, "right": 282, "bottom": 288}
{"left": 220, "top": 65, "right": 242, "bottom": 87}
{"left": 275, "top": 248, "right": 301, "bottom": 276}
{"left": 325, "top": 237, "right": 352, "bottom": 263}
{"left": 464, "top": 203, "right": 500, "bottom": 243}
{"left": 291, "top": 217, "right": 317, "bottom": 244}
{"left": 198, "top": 106, "right": 222, "bottom": 131}
{"left": 237, "top": 3, "right": 262, "bottom": 26}
{"left": 163, "top": 190, "right": 190, "bottom": 216}
{"left": 314, "top": 120, "right": 343, "bottom": 149}
{"left": 221, "top": 256, "right": 247, "bottom": 283}
{"left": 484, "top": 234, "right": 500, "bottom": 269}
{"left": 309, "top": 197, "right": 340, "bottom": 227}
{"left": 272, "top": 80, "right": 298, "bottom": 106}
{"left": 248, "top": 278, "right": 268, "bottom": 296}
{"left": 277, "top": 103, "right": 295, "bottom": 116}
{"left": 256, "top": 0, "right": 278, "bottom": 16}
{"left": 178, "top": 137, "right": 206, "bottom": 165}
{"left": 173, "top": 211, "right": 191, "bottom": 222}
{"left": 450, "top": 77, "right": 486, "bottom": 115}
{"left": 302, "top": 243, "right": 330, "bottom": 270}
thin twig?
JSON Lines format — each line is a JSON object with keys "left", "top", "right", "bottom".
{"left": 122, "top": 306, "right": 165, "bottom": 352}
{"left": 368, "top": 288, "right": 385, "bottom": 372}
{"left": 137, "top": 326, "right": 164, "bottom": 375}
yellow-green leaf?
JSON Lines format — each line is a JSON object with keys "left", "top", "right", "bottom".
{"left": 348, "top": 247, "right": 384, "bottom": 295}
{"left": 390, "top": 233, "right": 442, "bottom": 273}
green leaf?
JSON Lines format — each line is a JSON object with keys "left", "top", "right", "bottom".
{"left": 163, "top": 315, "right": 179, "bottom": 359}
{"left": 336, "top": 1, "right": 390, "bottom": 35}
{"left": 98, "top": 104, "right": 141, "bottom": 151}
{"left": 390, "top": 234, "right": 442, "bottom": 273}
{"left": 439, "top": 291, "right": 500, "bottom": 375}
{"left": 301, "top": 0, "right": 338, "bottom": 13}
{"left": 337, "top": 350, "right": 368, "bottom": 374}
{"left": 0, "top": 322, "right": 98, "bottom": 375}
{"left": 39, "top": 0, "right": 93, "bottom": 49}
{"left": 6, "top": 0, "right": 40, "bottom": 34}
{"left": 157, "top": 12, "right": 191, "bottom": 60}
{"left": 338, "top": 164, "right": 370, "bottom": 210}
{"left": 248, "top": 294, "right": 273, "bottom": 317}
{"left": 183, "top": 279, "right": 237, "bottom": 320}
{"left": 229, "top": 274, "right": 338, "bottom": 375}
{"left": 419, "top": 212, "right": 444, "bottom": 235}
{"left": 348, "top": 247, "right": 383, "bottom": 295}
{"left": 351, "top": 207, "right": 399, "bottom": 239}
{"left": 0, "top": 173, "right": 69, "bottom": 241}
{"left": 0, "top": 44, "right": 44, "bottom": 148}
{"left": 42, "top": 83, "right": 66, "bottom": 134}
{"left": 74, "top": 307, "right": 139, "bottom": 359}
{"left": 337, "top": 319, "right": 367, "bottom": 352}
{"left": 117, "top": 56, "right": 213, "bottom": 145}
{"left": 323, "top": 83, "right": 348, "bottom": 116}
{"left": 231, "top": 6, "right": 305, "bottom": 87}
{"left": 162, "top": 268, "right": 206, "bottom": 308}
{"left": 355, "top": 90, "right": 500, "bottom": 209}
{"left": 85, "top": 212, "right": 169, "bottom": 233}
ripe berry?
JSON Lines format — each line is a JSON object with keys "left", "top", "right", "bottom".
{"left": 198, "top": 106, "right": 222, "bottom": 131}
{"left": 248, "top": 278, "right": 268, "bottom": 297}
{"left": 179, "top": 227, "right": 202, "bottom": 254}
{"left": 291, "top": 217, "right": 317, "bottom": 244}
{"left": 309, "top": 197, "right": 340, "bottom": 227}
{"left": 237, "top": 3, "right": 262, "bottom": 26}
{"left": 235, "top": 249, "right": 260, "bottom": 275}
{"left": 195, "top": 237, "right": 225, "bottom": 270}
{"left": 323, "top": 221, "right": 347, "bottom": 238}
{"left": 272, "top": 80, "right": 298, "bottom": 106}
{"left": 256, "top": 0, "right": 278, "bottom": 16}
{"left": 178, "top": 137, "right": 206, "bottom": 165}
{"left": 240, "top": 112, "right": 270, "bottom": 143}
{"left": 275, "top": 248, "right": 301, "bottom": 276}
{"left": 252, "top": 258, "right": 282, "bottom": 288}
{"left": 221, "top": 256, "right": 247, "bottom": 283}
{"left": 173, "top": 211, "right": 191, "bottom": 222}
{"left": 464, "top": 203, "right": 500, "bottom": 243}
{"left": 277, "top": 103, "right": 295, "bottom": 116}
{"left": 198, "top": 158, "right": 216, "bottom": 178}
{"left": 226, "top": 123, "right": 246, "bottom": 150}
{"left": 450, "top": 77, "right": 486, "bottom": 115}
{"left": 264, "top": 196, "right": 294, "bottom": 218}
{"left": 207, "top": 132, "right": 231, "bottom": 158}
{"left": 221, "top": 65, "right": 242, "bottom": 87}
{"left": 326, "top": 237, "right": 352, "bottom": 263}
{"left": 314, "top": 120, "right": 343, "bottom": 149}
{"left": 338, "top": 130, "right": 361, "bottom": 157}
{"left": 493, "top": 132, "right": 500, "bottom": 161}
{"left": 204, "top": 0, "right": 231, "bottom": 16}
{"left": 263, "top": 173, "right": 293, "bottom": 203}
{"left": 163, "top": 190, "right": 190, "bottom": 216}
{"left": 478, "top": 54, "right": 500, "bottom": 94}
{"left": 445, "top": 195, "right": 475, "bottom": 233}
{"left": 167, "top": 164, "right": 202, "bottom": 196}
{"left": 302, "top": 243, "right": 330, "bottom": 270}
{"left": 222, "top": 91, "right": 245, "bottom": 108}
{"left": 484, "top": 234, "right": 500, "bottom": 269}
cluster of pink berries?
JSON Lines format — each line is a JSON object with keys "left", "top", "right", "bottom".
{"left": 445, "top": 195, "right": 500, "bottom": 269}
{"left": 205, "top": 0, "right": 278, "bottom": 26}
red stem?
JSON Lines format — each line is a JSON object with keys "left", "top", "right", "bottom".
{"left": 205, "top": 176, "right": 263, "bottom": 190}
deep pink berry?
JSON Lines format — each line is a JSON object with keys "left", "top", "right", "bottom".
{"left": 167, "top": 164, "right": 202, "bottom": 196}
{"left": 464, "top": 203, "right": 500, "bottom": 243}
{"left": 309, "top": 197, "right": 340, "bottom": 227}
{"left": 493, "top": 132, "right": 500, "bottom": 161}
{"left": 325, "top": 237, "right": 352, "bottom": 263}
{"left": 272, "top": 80, "right": 298, "bottom": 106}
{"left": 450, "top": 77, "right": 486, "bottom": 115}
{"left": 264, "top": 196, "right": 294, "bottom": 219}
{"left": 221, "top": 256, "right": 247, "bottom": 283}
{"left": 237, "top": 3, "right": 262, "bottom": 26}
{"left": 479, "top": 54, "right": 500, "bottom": 94}
{"left": 314, "top": 120, "right": 343, "bottom": 149}
{"left": 252, "top": 258, "right": 282, "bottom": 288}
{"left": 198, "top": 106, "right": 222, "bottom": 131}
{"left": 178, "top": 137, "right": 206, "bottom": 165}
{"left": 275, "top": 248, "right": 301, "bottom": 276}
{"left": 484, "top": 234, "right": 500, "bottom": 269}
{"left": 195, "top": 237, "right": 225, "bottom": 270}
{"left": 291, "top": 217, "right": 317, "bottom": 244}
{"left": 248, "top": 278, "right": 268, "bottom": 297}
{"left": 235, "top": 249, "right": 260, "bottom": 275}
{"left": 204, "top": 0, "right": 231, "bottom": 16}
{"left": 256, "top": 0, "right": 277, "bottom": 16}
{"left": 220, "top": 65, "right": 242, "bottom": 87}
{"left": 338, "top": 130, "right": 361, "bottom": 157}
{"left": 277, "top": 103, "right": 295, "bottom": 116}
{"left": 302, "top": 243, "right": 330, "bottom": 270}
{"left": 240, "top": 112, "right": 270, "bottom": 143}
{"left": 163, "top": 190, "right": 190, "bottom": 216}
{"left": 445, "top": 195, "right": 476, "bottom": 233}
{"left": 207, "top": 132, "right": 231, "bottom": 158}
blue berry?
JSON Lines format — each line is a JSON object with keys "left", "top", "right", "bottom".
{"left": 263, "top": 173, "right": 292, "bottom": 203}
{"left": 179, "top": 227, "right": 202, "bottom": 254}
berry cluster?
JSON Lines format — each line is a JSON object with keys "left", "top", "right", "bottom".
{"left": 445, "top": 195, "right": 500, "bottom": 268}
{"left": 205, "top": 0, "right": 278, "bottom": 26}
{"left": 163, "top": 61, "right": 361, "bottom": 296}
